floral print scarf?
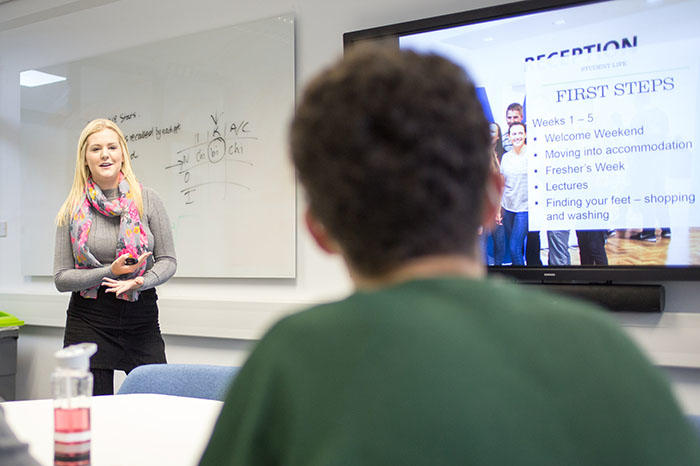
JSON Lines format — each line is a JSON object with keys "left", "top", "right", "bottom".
{"left": 70, "top": 174, "right": 148, "bottom": 301}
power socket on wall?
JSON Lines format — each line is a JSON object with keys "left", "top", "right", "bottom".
{"left": 0, "top": 221, "right": 7, "bottom": 238}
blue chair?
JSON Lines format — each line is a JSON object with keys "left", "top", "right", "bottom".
{"left": 688, "top": 415, "right": 700, "bottom": 437}
{"left": 117, "top": 364, "right": 239, "bottom": 401}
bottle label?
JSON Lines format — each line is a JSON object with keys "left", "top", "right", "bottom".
{"left": 54, "top": 407, "right": 91, "bottom": 466}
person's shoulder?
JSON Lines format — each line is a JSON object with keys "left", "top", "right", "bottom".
{"left": 238, "top": 299, "right": 355, "bottom": 368}
{"left": 139, "top": 185, "right": 166, "bottom": 211}
{"left": 140, "top": 185, "right": 161, "bottom": 201}
{"left": 259, "top": 292, "right": 395, "bottom": 352}
{"left": 265, "top": 297, "right": 357, "bottom": 336}
{"left": 486, "top": 278, "right": 636, "bottom": 344}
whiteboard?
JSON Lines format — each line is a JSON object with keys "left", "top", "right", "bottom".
{"left": 20, "top": 14, "right": 296, "bottom": 278}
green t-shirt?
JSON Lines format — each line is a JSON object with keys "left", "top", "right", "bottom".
{"left": 200, "top": 277, "right": 700, "bottom": 465}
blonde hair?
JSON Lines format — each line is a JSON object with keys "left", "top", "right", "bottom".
{"left": 55, "top": 118, "right": 143, "bottom": 226}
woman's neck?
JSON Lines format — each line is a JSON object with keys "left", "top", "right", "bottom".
{"left": 93, "top": 177, "right": 119, "bottom": 191}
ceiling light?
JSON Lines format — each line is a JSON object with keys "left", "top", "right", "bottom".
{"left": 20, "top": 70, "right": 66, "bottom": 88}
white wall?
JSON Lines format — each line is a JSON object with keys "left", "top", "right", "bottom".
{"left": 2, "top": 0, "right": 700, "bottom": 410}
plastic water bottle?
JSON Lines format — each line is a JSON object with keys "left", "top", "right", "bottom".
{"left": 52, "top": 343, "right": 97, "bottom": 466}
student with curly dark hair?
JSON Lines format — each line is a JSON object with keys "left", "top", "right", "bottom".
{"left": 199, "top": 46, "right": 700, "bottom": 466}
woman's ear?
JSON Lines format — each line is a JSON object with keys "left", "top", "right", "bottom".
{"left": 305, "top": 209, "right": 341, "bottom": 255}
{"left": 481, "top": 171, "right": 505, "bottom": 231}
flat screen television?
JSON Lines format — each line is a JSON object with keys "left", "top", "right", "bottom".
{"left": 344, "top": 0, "right": 700, "bottom": 290}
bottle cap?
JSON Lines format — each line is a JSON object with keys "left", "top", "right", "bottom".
{"left": 55, "top": 343, "right": 97, "bottom": 370}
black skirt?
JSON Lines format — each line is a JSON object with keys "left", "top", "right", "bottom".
{"left": 63, "top": 287, "right": 166, "bottom": 371}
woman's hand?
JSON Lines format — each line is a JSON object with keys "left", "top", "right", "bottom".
{"left": 102, "top": 276, "right": 145, "bottom": 296}
{"left": 110, "top": 252, "right": 152, "bottom": 276}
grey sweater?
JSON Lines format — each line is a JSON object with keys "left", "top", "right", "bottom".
{"left": 54, "top": 186, "right": 177, "bottom": 292}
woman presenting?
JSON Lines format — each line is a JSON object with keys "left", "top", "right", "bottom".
{"left": 54, "top": 118, "right": 176, "bottom": 395}
{"left": 500, "top": 122, "right": 529, "bottom": 265}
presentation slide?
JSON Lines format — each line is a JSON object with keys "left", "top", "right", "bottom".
{"left": 400, "top": 0, "right": 700, "bottom": 266}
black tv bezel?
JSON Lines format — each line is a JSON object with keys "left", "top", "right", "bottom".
{"left": 343, "top": 0, "right": 700, "bottom": 284}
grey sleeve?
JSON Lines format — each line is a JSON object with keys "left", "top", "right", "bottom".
{"left": 0, "top": 406, "right": 41, "bottom": 466}
{"left": 53, "top": 224, "right": 115, "bottom": 293}
{"left": 140, "top": 188, "right": 177, "bottom": 290}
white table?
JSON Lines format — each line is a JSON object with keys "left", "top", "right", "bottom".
{"left": 2, "top": 393, "right": 223, "bottom": 466}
